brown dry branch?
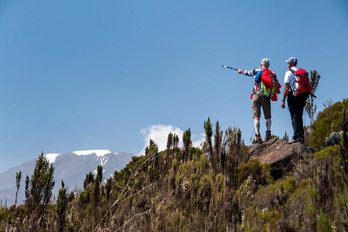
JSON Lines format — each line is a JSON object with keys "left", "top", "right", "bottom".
{"left": 94, "top": 152, "right": 157, "bottom": 231}
{"left": 114, "top": 182, "right": 186, "bottom": 232}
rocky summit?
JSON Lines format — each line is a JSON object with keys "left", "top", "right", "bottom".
{"left": 248, "top": 138, "right": 315, "bottom": 179}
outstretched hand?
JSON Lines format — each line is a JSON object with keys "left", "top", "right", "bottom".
{"left": 238, "top": 69, "right": 243, "bottom": 74}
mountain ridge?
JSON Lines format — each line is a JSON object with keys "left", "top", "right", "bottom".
{"left": 0, "top": 150, "right": 134, "bottom": 206}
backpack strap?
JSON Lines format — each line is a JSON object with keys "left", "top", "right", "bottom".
{"left": 289, "top": 69, "right": 298, "bottom": 91}
{"left": 255, "top": 70, "right": 263, "bottom": 83}
{"left": 289, "top": 68, "right": 298, "bottom": 78}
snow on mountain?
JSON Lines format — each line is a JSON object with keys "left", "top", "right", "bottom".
{"left": 0, "top": 150, "right": 135, "bottom": 206}
{"left": 45, "top": 153, "right": 61, "bottom": 163}
{"left": 45, "top": 149, "right": 116, "bottom": 164}
{"left": 73, "top": 149, "right": 112, "bottom": 157}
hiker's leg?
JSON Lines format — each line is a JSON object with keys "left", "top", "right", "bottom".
{"left": 294, "top": 112, "right": 302, "bottom": 139}
{"left": 261, "top": 97, "right": 271, "bottom": 131}
{"left": 288, "top": 94, "right": 300, "bottom": 140}
{"left": 254, "top": 118, "right": 260, "bottom": 135}
{"left": 260, "top": 97, "right": 272, "bottom": 141}
{"left": 266, "top": 119, "right": 271, "bottom": 131}
{"left": 296, "top": 95, "right": 306, "bottom": 139}
{"left": 252, "top": 94, "right": 261, "bottom": 135}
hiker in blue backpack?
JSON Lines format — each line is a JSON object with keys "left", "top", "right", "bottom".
{"left": 281, "top": 57, "right": 310, "bottom": 144}
{"left": 238, "top": 58, "right": 275, "bottom": 143}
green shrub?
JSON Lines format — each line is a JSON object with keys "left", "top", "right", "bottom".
{"left": 310, "top": 145, "right": 340, "bottom": 160}
{"left": 317, "top": 209, "right": 333, "bottom": 232}
{"left": 310, "top": 98, "right": 348, "bottom": 150}
{"left": 0, "top": 209, "right": 6, "bottom": 222}
{"left": 237, "top": 160, "right": 272, "bottom": 186}
{"left": 79, "top": 191, "right": 90, "bottom": 204}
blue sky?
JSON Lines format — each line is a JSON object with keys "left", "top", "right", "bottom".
{"left": 0, "top": 0, "right": 347, "bottom": 173}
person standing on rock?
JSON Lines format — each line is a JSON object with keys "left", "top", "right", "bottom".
{"left": 238, "top": 58, "right": 279, "bottom": 143}
{"left": 281, "top": 57, "right": 308, "bottom": 144}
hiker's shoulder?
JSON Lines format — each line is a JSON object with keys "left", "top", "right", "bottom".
{"left": 291, "top": 66, "right": 299, "bottom": 72}
{"left": 284, "top": 69, "right": 293, "bottom": 77}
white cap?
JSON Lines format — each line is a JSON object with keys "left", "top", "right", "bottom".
{"left": 285, "top": 57, "right": 297, "bottom": 64}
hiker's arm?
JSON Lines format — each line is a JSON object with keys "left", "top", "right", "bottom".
{"left": 281, "top": 83, "right": 290, "bottom": 109}
{"left": 238, "top": 69, "right": 260, "bottom": 77}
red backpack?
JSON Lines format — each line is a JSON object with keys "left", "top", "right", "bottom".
{"left": 259, "top": 69, "right": 282, "bottom": 101}
{"left": 290, "top": 69, "right": 312, "bottom": 97}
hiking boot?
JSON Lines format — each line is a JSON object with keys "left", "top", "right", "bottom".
{"left": 288, "top": 137, "right": 304, "bottom": 144}
{"left": 265, "top": 131, "right": 272, "bottom": 141}
{"left": 298, "top": 137, "right": 305, "bottom": 144}
{"left": 255, "top": 133, "right": 262, "bottom": 144}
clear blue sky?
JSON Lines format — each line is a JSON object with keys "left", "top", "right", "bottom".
{"left": 0, "top": 0, "right": 347, "bottom": 173}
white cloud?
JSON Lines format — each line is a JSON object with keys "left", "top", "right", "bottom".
{"left": 192, "top": 133, "right": 205, "bottom": 148}
{"left": 138, "top": 125, "right": 204, "bottom": 155}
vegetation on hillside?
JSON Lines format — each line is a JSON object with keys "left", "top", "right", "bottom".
{"left": 0, "top": 98, "right": 347, "bottom": 231}
{"left": 310, "top": 98, "right": 348, "bottom": 150}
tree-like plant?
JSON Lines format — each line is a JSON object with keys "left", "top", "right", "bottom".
{"left": 26, "top": 152, "right": 55, "bottom": 211}
{"left": 15, "top": 171, "right": 21, "bottom": 205}
{"left": 183, "top": 128, "right": 192, "bottom": 157}
{"left": 204, "top": 117, "right": 213, "bottom": 167}
{"left": 305, "top": 70, "right": 321, "bottom": 125}
{"left": 56, "top": 180, "right": 67, "bottom": 232}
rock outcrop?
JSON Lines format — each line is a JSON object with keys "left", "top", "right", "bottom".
{"left": 248, "top": 138, "right": 315, "bottom": 179}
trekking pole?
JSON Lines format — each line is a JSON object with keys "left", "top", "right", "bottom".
{"left": 250, "top": 127, "right": 255, "bottom": 143}
{"left": 222, "top": 65, "right": 239, "bottom": 71}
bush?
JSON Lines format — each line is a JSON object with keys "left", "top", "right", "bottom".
{"left": 237, "top": 160, "right": 272, "bottom": 186}
{"left": 79, "top": 191, "right": 90, "bottom": 204}
{"left": 310, "top": 98, "right": 348, "bottom": 150}
{"left": 310, "top": 145, "right": 340, "bottom": 160}
{"left": 0, "top": 209, "right": 6, "bottom": 222}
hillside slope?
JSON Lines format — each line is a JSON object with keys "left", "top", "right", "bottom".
{"left": 1, "top": 101, "right": 347, "bottom": 231}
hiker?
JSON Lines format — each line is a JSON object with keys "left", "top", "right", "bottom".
{"left": 238, "top": 58, "right": 280, "bottom": 143}
{"left": 281, "top": 57, "right": 310, "bottom": 144}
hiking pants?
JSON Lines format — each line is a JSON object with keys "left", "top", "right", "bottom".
{"left": 287, "top": 92, "right": 306, "bottom": 140}
{"left": 251, "top": 94, "right": 271, "bottom": 119}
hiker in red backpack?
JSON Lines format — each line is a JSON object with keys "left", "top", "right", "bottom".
{"left": 281, "top": 57, "right": 311, "bottom": 144}
{"left": 238, "top": 58, "right": 281, "bottom": 143}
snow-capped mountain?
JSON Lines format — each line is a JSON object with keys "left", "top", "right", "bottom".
{"left": 0, "top": 150, "right": 134, "bottom": 206}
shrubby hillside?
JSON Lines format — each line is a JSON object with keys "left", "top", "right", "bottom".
{"left": 0, "top": 98, "right": 347, "bottom": 232}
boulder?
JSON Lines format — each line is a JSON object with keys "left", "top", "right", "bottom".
{"left": 248, "top": 138, "right": 315, "bottom": 179}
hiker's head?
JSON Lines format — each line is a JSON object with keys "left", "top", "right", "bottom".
{"left": 285, "top": 57, "right": 297, "bottom": 68}
{"left": 261, "top": 58, "right": 270, "bottom": 68}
